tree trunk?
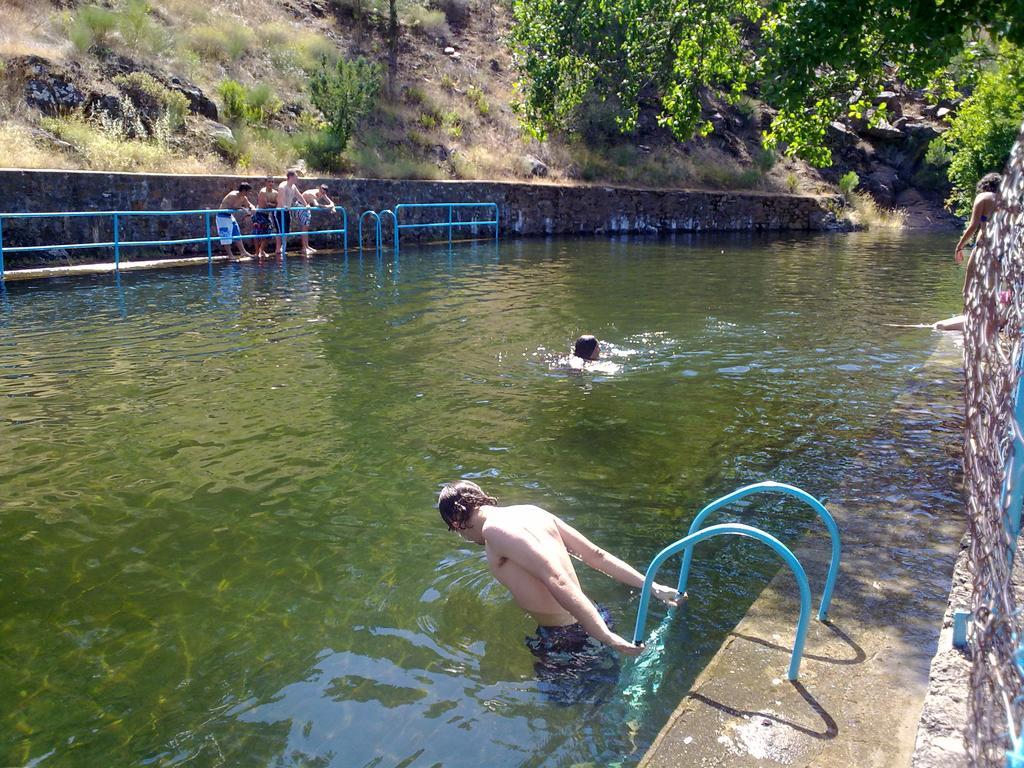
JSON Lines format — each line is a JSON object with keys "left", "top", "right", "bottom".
{"left": 387, "top": 0, "right": 399, "bottom": 96}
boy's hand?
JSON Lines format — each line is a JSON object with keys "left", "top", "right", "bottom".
{"left": 955, "top": 247, "right": 965, "bottom": 264}
{"left": 653, "top": 583, "right": 685, "bottom": 606}
{"left": 610, "top": 635, "right": 644, "bottom": 656}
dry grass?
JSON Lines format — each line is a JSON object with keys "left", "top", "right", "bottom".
{"left": 0, "top": 1, "right": 70, "bottom": 60}
{"left": 846, "top": 191, "right": 908, "bottom": 229}
{"left": 33, "top": 116, "right": 226, "bottom": 173}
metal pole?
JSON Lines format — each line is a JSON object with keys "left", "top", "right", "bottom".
{"left": 205, "top": 212, "right": 213, "bottom": 263}
{"left": 393, "top": 206, "right": 400, "bottom": 257}
{"left": 113, "top": 213, "right": 120, "bottom": 271}
{"left": 448, "top": 204, "right": 453, "bottom": 246}
{"left": 0, "top": 216, "right": 5, "bottom": 279}
{"left": 342, "top": 207, "right": 348, "bottom": 254}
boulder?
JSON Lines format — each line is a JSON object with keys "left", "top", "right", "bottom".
{"left": 872, "top": 90, "right": 903, "bottom": 118}
{"left": 168, "top": 77, "right": 218, "bottom": 121}
{"left": 864, "top": 165, "right": 901, "bottom": 204}
{"left": 13, "top": 56, "right": 85, "bottom": 115}
{"left": 864, "top": 119, "right": 904, "bottom": 141}
{"left": 519, "top": 154, "right": 548, "bottom": 177}
{"left": 827, "top": 120, "right": 859, "bottom": 146}
{"left": 903, "top": 121, "right": 940, "bottom": 142}
{"left": 936, "top": 107, "right": 953, "bottom": 121}
{"left": 443, "top": 46, "right": 456, "bottom": 55}
{"left": 204, "top": 121, "right": 235, "bottom": 142}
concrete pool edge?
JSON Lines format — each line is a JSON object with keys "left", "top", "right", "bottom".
{"left": 638, "top": 333, "right": 965, "bottom": 768}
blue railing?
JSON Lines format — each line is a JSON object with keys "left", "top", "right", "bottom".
{"left": 632, "top": 481, "right": 841, "bottom": 682}
{"left": 676, "top": 481, "right": 841, "bottom": 621}
{"left": 632, "top": 522, "right": 812, "bottom": 681}
{"left": 0, "top": 206, "right": 349, "bottom": 278}
{"left": 392, "top": 202, "right": 498, "bottom": 255}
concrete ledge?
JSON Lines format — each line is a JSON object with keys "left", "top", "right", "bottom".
{"left": 640, "top": 335, "right": 964, "bottom": 768}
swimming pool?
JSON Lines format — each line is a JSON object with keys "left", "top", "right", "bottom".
{"left": 0, "top": 232, "right": 963, "bottom": 767}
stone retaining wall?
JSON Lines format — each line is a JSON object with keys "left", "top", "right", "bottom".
{"left": 0, "top": 169, "right": 840, "bottom": 267}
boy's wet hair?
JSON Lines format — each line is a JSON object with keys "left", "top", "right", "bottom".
{"left": 438, "top": 480, "right": 496, "bottom": 531}
{"left": 977, "top": 173, "right": 1002, "bottom": 194}
{"left": 573, "top": 335, "right": 599, "bottom": 360}
{"left": 238, "top": 182, "right": 252, "bottom": 192}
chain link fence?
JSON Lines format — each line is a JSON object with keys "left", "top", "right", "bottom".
{"left": 962, "top": 119, "right": 1024, "bottom": 766}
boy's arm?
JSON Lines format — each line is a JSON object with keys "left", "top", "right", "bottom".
{"left": 485, "top": 527, "right": 641, "bottom": 655}
{"left": 554, "top": 516, "right": 683, "bottom": 604}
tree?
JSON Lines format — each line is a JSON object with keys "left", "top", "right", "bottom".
{"left": 309, "top": 56, "right": 382, "bottom": 152}
{"left": 934, "top": 41, "right": 1024, "bottom": 215}
{"left": 510, "top": 0, "right": 1024, "bottom": 165}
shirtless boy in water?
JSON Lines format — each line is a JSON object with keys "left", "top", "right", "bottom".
{"left": 437, "top": 480, "right": 681, "bottom": 655}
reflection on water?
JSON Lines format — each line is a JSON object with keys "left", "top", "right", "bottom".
{"left": 0, "top": 232, "right": 962, "bottom": 767}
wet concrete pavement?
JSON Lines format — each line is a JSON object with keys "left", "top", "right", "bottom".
{"left": 639, "top": 334, "right": 965, "bottom": 768}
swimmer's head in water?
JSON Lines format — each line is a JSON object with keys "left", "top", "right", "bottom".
{"left": 573, "top": 335, "right": 600, "bottom": 361}
{"left": 977, "top": 173, "right": 1002, "bottom": 194}
{"left": 438, "top": 480, "right": 496, "bottom": 531}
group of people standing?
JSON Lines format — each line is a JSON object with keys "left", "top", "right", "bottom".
{"left": 216, "top": 169, "right": 338, "bottom": 260}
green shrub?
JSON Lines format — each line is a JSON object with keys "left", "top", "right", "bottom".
{"left": 68, "top": 5, "right": 118, "bottom": 52}
{"left": 466, "top": 85, "right": 489, "bottom": 117}
{"left": 754, "top": 147, "right": 775, "bottom": 173}
{"left": 440, "top": 74, "right": 456, "bottom": 92}
{"left": 299, "top": 130, "right": 348, "bottom": 172}
{"left": 217, "top": 80, "right": 282, "bottom": 126}
{"left": 838, "top": 170, "right": 859, "bottom": 197}
{"left": 785, "top": 172, "right": 800, "bottom": 194}
{"left": 404, "top": 4, "right": 450, "bottom": 37}
{"left": 113, "top": 72, "right": 190, "bottom": 129}
{"left": 441, "top": 109, "right": 462, "bottom": 137}
{"left": 403, "top": 86, "right": 426, "bottom": 105}
{"left": 733, "top": 94, "right": 759, "bottom": 125}
{"left": 309, "top": 56, "right": 382, "bottom": 152}
{"left": 940, "top": 40, "right": 1024, "bottom": 215}
{"left": 188, "top": 21, "right": 254, "bottom": 63}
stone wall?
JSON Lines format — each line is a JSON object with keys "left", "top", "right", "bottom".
{"left": 0, "top": 169, "right": 841, "bottom": 267}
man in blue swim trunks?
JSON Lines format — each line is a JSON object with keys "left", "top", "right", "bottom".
{"left": 437, "top": 480, "right": 682, "bottom": 660}
{"left": 216, "top": 182, "right": 255, "bottom": 260}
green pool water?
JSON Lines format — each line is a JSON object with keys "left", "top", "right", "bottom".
{"left": 1, "top": 231, "right": 963, "bottom": 767}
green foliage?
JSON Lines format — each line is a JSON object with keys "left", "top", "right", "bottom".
{"left": 784, "top": 172, "right": 799, "bottom": 194}
{"left": 440, "top": 74, "right": 456, "bottom": 92}
{"left": 309, "top": 56, "right": 382, "bottom": 152}
{"left": 938, "top": 41, "right": 1024, "bottom": 216}
{"left": 68, "top": 0, "right": 169, "bottom": 56}
{"left": 68, "top": 5, "right": 118, "bottom": 52}
{"left": 838, "top": 171, "right": 859, "bottom": 197}
{"left": 417, "top": 110, "right": 440, "bottom": 129}
{"left": 113, "top": 72, "right": 190, "bottom": 129}
{"left": 442, "top": 109, "right": 463, "bottom": 137}
{"left": 510, "top": 0, "right": 1023, "bottom": 166}
{"left": 509, "top": 0, "right": 762, "bottom": 142}
{"left": 217, "top": 80, "right": 283, "bottom": 126}
{"left": 188, "top": 20, "right": 255, "bottom": 63}
{"left": 754, "top": 147, "right": 775, "bottom": 174}
{"left": 300, "top": 130, "right": 350, "bottom": 172}
{"left": 760, "top": 1, "right": 1023, "bottom": 165}
{"left": 404, "top": 4, "right": 450, "bottom": 36}
{"left": 466, "top": 85, "right": 490, "bottom": 117}
{"left": 403, "top": 86, "right": 426, "bottom": 105}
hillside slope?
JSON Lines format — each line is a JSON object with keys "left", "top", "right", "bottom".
{"left": 0, "top": 0, "right": 959, "bottom": 227}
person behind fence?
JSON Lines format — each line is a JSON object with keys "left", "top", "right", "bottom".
{"left": 276, "top": 169, "right": 306, "bottom": 257}
{"left": 217, "top": 182, "right": 254, "bottom": 260}
{"left": 253, "top": 176, "right": 280, "bottom": 260}
{"left": 934, "top": 173, "right": 1003, "bottom": 332}
{"left": 296, "top": 184, "right": 338, "bottom": 257}
{"left": 436, "top": 480, "right": 682, "bottom": 671}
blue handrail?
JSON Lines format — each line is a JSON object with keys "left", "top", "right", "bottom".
{"left": 0, "top": 206, "right": 349, "bottom": 276}
{"left": 358, "top": 210, "right": 383, "bottom": 257}
{"left": 632, "top": 522, "right": 812, "bottom": 681}
{"left": 676, "top": 482, "right": 841, "bottom": 621}
{"left": 392, "top": 202, "right": 498, "bottom": 255}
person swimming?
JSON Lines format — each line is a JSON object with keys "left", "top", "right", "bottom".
{"left": 572, "top": 335, "right": 600, "bottom": 361}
